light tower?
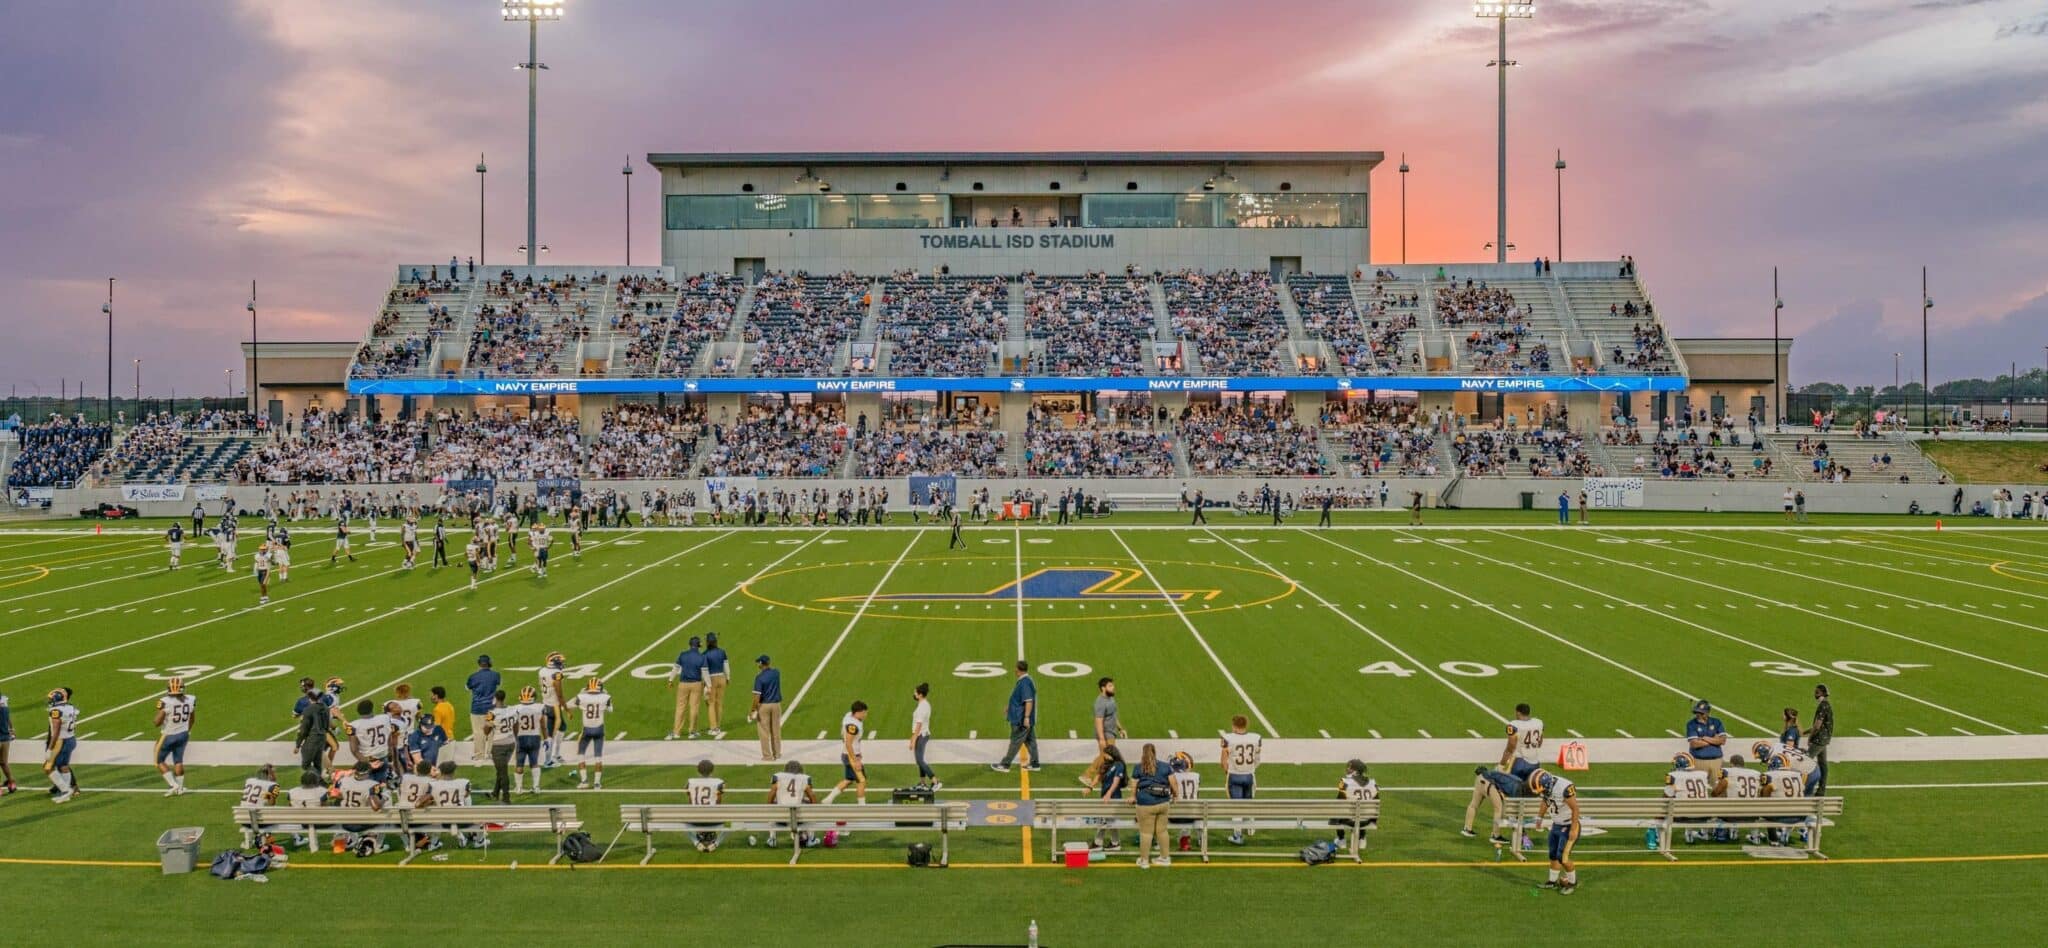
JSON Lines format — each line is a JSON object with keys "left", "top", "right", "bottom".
{"left": 503, "top": 1, "right": 564, "bottom": 266}
{"left": 1475, "top": 2, "right": 1533, "bottom": 264}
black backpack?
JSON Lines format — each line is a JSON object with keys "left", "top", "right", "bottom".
{"left": 907, "top": 842, "right": 933, "bottom": 868}
{"left": 561, "top": 831, "right": 602, "bottom": 864}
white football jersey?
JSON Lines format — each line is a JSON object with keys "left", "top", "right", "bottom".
{"left": 337, "top": 775, "right": 382, "bottom": 808}
{"left": 1222, "top": 732, "right": 1263, "bottom": 774}
{"left": 432, "top": 778, "right": 473, "bottom": 807}
{"left": 530, "top": 528, "right": 550, "bottom": 550}
{"left": 1169, "top": 771, "right": 1200, "bottom": 801}
{"left": 1541, "top": 774, "right": 1578, "bottom": 821}
{"left": 1341, "top": 773, "right": 1379, "bottom": 802}
{"left": 402, "top": 522, "right": 417, "bottom": 543}
{"left": 400, "top": 773, "right": 436, "bottom": 808}
{"left": 51, "top": 702, "right": 79, "bottom": 740}
{"left": 772, "top": 771, "right": 812, "bottom": 805}
{"left": 240, "top": 777, "right": 279, "bottom": 806}
{"left": 389, "top": 698, "right": 421, "bottom": 733}
{"left": 253, "top": 550, "right": 272, "bottom": 572}
{"left": 489, "top": 706, "right": 519, "bottom": 744}
{"left": 571, "top": 691, "right": 613, "bottom": 730}
{"left": 1508, "top": 717, "right": 1546, "bottom": 765}
{"left": 687, "top": 776, "right": 725, "bottom": 806}
{"left": 1765, "top": 768, "right": 1806, "bottom": 798}
{"left": 510, "top": 703, "right": 546, "bottom": 737}
{"left": 158, "top": 695, "right": 196, "bottom": 737}
{"left": 1775, "top": 746, "right": 1818, "bottom": 776}
{"left": 538, "top": 667, "right": 565, "bottom": 706}
{"left": 840, "top": 713, "right": 865, "bottom": 749}
{"left": 350, "top": 714, "right": 394, "bottom": 759}
{"left": 1664, "top": 769, "right": 1713, "bottom": 800}
{"left": 1723, "top": 768, "right": 1763, "bottom": 799}
{"left": 287, "top": 786, "right": 328, "bottom": 808}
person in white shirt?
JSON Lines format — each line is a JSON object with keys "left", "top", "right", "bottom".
{"left": 765, "top": 760, "right": 818, "bottom": 848}
{"left": 569, "top": 678, "right": 614, "bottom": 789}
{"left": 347, "top": 700, "right": 397, "bottom": 776}
{"left": 830, "top": 701, "right": 869, "bottom": 805}
{"left": 1465, "top": 702, "right": 1544, "bottom": 841}
{"left": 1219, "top": 715, "right": 1262, "bottom": 845}
{"left": 529, "top": 523, "right": 551, "bottom": 577}
{"left": 1331, "top": 759, "right": 1379, "bottom": 852}
{"left": 240, "top": 763, "right": 281, "bottom": 807}
{"left": 153, "top": 678, "right": 196, "bottom": 796}
{"left": 1167, "top": 751, "right": 1201, "bottom": 852}
{"left": 253, "top": 543, "right": 273, "bottom": 605}
{"left": 687, "top": 758, "right": 726, "bottom": 851}
{"left": 1663, "top": 753, "right": 1714, "bottom": 843}
{"left": 909, "top": 683, "right": 937, "bottom": 791}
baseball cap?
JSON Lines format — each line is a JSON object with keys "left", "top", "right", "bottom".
{"left": 1692, "top": 699, "right": 1711, "bottom": 714}
{"left": 477, "top": 654, "right": 493, "bottom": 667}
{"left": 689, "top": 636, "right": 702, "bottom": 647}
{"left": 706, "top": 633, "right": 719, "bottom": 646}
{"left": 755, "top": 654, "right": 771, "bottom": 665}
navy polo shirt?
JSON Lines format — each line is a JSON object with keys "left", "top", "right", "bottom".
{"left": 752, "top": 667, "right": 783, "bottom": 704}
{"left": 675, "top": 648, "right": 708, "bottom": 683}
{"left": 1685, "top": 715, "right": 1727, "bottom": 759}
{"left": 466, "top": 668, "right": 501, "bottom": 714}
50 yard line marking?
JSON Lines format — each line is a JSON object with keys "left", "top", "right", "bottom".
{"left": 1113, "top": 529, "right": 1280, "bottom": 735}
{"left": 1013, "top": 524, "right": 1025, "bottom": 661}
{"left": 783, "top": 531, "right": 920, "bottom": 724}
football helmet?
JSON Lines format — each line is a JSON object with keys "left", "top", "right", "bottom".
{"left": 47, "top": 688, "right": 66, "bottom": 707}
{"left": 1526, "top": 769, "right": 1554, "bottom": 794}
{"left": 519, "top": 686, "right": 537, "bottom": 703}
{"left": 586, "top": 677, "right": 604, "bottom": 693}
{"left": 1751, "top": 740, "right": 1776, "bottom": 761}
{"left": 1671, "top": 752, "right": 1694, "bottom": 771}
{"left": 325, "top": 677, "right": 346, "bottom": 696}
{"left": 166, "top": 677, "right": 185, "bottom": 695}
{"left": 1169, "top": 751, "right": 1192, "bottom": 773}
{"left": 546, "top": 651, "right": 566, "bottom": 668}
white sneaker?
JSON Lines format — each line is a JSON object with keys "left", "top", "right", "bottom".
{"left": 52, "top": 792, "right": 74, "bottom": 804}
{"left": 1156, "top": 855, "right": 1171, "bottom": 867}
{"left": 1137, "top": 858, "right": 1151, "bottom": 869}
{"left": 930, "top": 781, "right": 944, "bottom": 791}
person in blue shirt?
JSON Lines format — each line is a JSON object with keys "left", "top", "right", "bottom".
{"left": 670, "top": 638, "right": 709, "bottom": 740}
{"left": 702, "top": 633, "right": 730, "bottom": 739}
{"left": 1557, "top": 491, "right": 1571, "bottom": 525}
{"left": 465, "top": 655, "right": 501, "bottom": 764}
{"left": 408, "top": 714, "right": 450, "bottom": 769}
{"left": 0, "top": 690, "right": 16, "bottom": 794}
{"left": 1779, "top": 707, "right": 1802, "bottom": 749}
{"left": 1684, "top": 699, "right": 1728, "bottom": 783}
{"left": 749, "top": 656, "right": 784, "bottom": 761}
{"left": 991, "top": 662, "right": 1039, "bottom": 773}
{"left": 1131, "top": 743, "right": 1175, "bottom": 868}
{"left": 1092, "top": 744, "right": 1127, "bottom": 851}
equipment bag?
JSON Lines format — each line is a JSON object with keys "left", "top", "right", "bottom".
{"left": 561, "top": 831, "right": 602, "bottom": 864}
{"left": 1299, "top": 841, "right": 1337, "bottom": 866}
{"left": 209, "top": 850, "right": 247, "bottom": 880}
{"left": 907, "top": 842, "right": 933, "bottom": 867}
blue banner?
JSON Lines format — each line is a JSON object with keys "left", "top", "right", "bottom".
{"left": 350, "top": 374, "right": 1687, "bottom": 397}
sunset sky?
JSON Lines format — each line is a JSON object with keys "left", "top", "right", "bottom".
{"left": 2, "top": 0, "right": 2044, "bottom": 395}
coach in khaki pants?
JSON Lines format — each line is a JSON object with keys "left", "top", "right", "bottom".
{"left": 464, "top": 654, "right": 501, "bottom": 762}
{"left": 669, "top": 637, "right": 708, "bottom": 740}
{"left": 749, "top": 655, "right": 784, "bottom": 761}
{"left": 703, "top": 633, "right": 730, "bottom": 736}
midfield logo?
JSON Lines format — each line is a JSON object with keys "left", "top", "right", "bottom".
{"left": 822, "top": 567, "right": 1219, "bottom": 604}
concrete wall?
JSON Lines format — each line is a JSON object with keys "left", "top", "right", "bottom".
{"left": 1457, "top": 477, "right": 2041, "bottom": 515}
{"left": 662, "top": 226, "right": 1368, "bottom": 279}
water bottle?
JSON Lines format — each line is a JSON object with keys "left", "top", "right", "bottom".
{"left": 1645, "top": 828, "right": 1659, "bottom": 851}
{"left": 1028, "top": 920, "right": 1039, "bottom": 948}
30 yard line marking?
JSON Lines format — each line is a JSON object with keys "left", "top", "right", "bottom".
{"left": 1114, "top": 529, "right": 1279, "bottom": 736}
{"left": 1308, "top": 530, "right": 1768, "bottom": 732}
{"left": 1013, "top": 525, "right": 1026, "bottom": 661}
{"left": 783, "top": 532, "right": 919, "bottom": 724}
{"left": 1495, "top": 530, "right": 2022, "bottom": 735}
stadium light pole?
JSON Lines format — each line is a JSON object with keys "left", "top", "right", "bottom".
{"left": 476, "top": 154, "right": 488, "bottom": 269}
{"left": 1921, "top": 266, "right": 1932, "bottom": 432}
{"left": 1772, "top": 267, "right": 1783, "bottom": 432}
{"left": 1553, "top": 149, "right": 1566, "bottom": 261}
{"left": 248, "top": 280, "right": 259, "bottom": 417}
{"left": 1477, "top": 2, "right": 1532, "bottom": 264}
{"left": 133, "top": 359, "right": 141, "bottom": 414}
{"left": 622, "top": 157, "right": 633, "bottom": 266}
{"left": 504, "top": 1, "right": 564, "bottom": 267}
{"left": 1398, "top": 154, "right": 1409, "bottom": 265}
{"left": 101, "top": 278, "right": 113, "bottom": 426}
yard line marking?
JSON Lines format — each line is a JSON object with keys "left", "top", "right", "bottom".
{"left": 75, "top": 732, "right": 96, "bottom": 740}
{"left": 1692, "top": 531, "right": 2048, "bottom": 633}
{"left": 1116, "top": 529, "right": 1279, "bottom": 736}
{"left": 783, "top": 532, "right": 919, "bottom": 724}
{"left": 1319, "top": 729, "right": 1333, "bottom": 739}
{"left": 1860, "top": 728, "right": 1881, "bottom": 737}
{"left": 217, "top": 732, "right": 236, "bottom": 741}
{"left": 1567, "top": 729, "right": 1584, "bottom": 738}
{"left": 1309, "top": 530, "right": 1766, "bottom": 732}
{"left": 76, "top": 535, "right": 634, "bottom": 726}
{"left": 599, "top": 532, "right": 824, "bottom": 684}
{"left": 1954, "top": 727, "right": 1976, "bottom": 736}
{"left": 1601, "top": 532, "right": 2048, "bottom": 682}
{"left": 1466, "top": 729, "right": 1483, "bottom": 738}
{"left": 1369, "top": 729, "right": 1382, "bottom": 739}
{"left": 1417, "top": 729, "right": 1433, "bottom": 738}
{"left": 1013, "top": 525, "right": 1026, "bottom": 661}
{"left": 1617, "top": 729, "right": 1635, "bottom": 738}
{"left": 1665, "top": 729, "right": 1682, "bottom": 738}
{"left": 1907, "top": 727, "right": 1929, "bottom": 736}
{"left": 1495, "top": 531, "right": 2024, "bottom": 734}
{"left": 121, "top": 731, "right": 142, "bottom": 740}
{"left": 1167, "top": 729, "right": 1179, "bottom": 739}
{"left": 1216, "top": 529, "right": 1499, "bottom": 729}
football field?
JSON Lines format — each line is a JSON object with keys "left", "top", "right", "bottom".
{"left": 3, "top": 510, "right": 2048, "bottom": 943}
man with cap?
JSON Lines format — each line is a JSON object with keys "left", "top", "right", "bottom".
{"left": 749, "top": 655, "right": 783, "bottom": 761}
{"left": 465, "top": 655, "right": 501, "bottom": 763}
{"left": 668, "top": 637, "right": 709, "bottom": 740}
{"left": 1684, "top": 699, "right": 1728, "bottom": 783}
{"left": 1804, "top": 684, "right": 1833, "bottom": 794}
{"left": 702, "top": 633, "right": 730, "bottom": 739}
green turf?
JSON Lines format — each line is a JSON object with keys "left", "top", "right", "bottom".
{"left": 3, "top": 514, "right": 2048, "bottom": 942}
{"left": 1918, "top": 439, "right": 2048, "bottom": 484}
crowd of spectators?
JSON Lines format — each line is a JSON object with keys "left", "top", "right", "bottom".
{"left": 700, "top": 401, "right": 849, "bottom": 477}
{"left": 1177, "top": 404, "right": 1327, "bottom": 475}
{"left": 744, "top": 272, "right": 868, "bottom": 377}
{"left": 1021, "top": 418, "right": 1176, "bottom": 477}
{"left": 1611, "top": 319, "right": 1672, "bottom": 371}
{"left": 419, "top": 409, "right": 581, "bottom": 481}
{"left": 1023, "top": 271, "right": 1159, "bottom": 376}
{"left": 633, "top": 274, "right": 743, "bottom": 376}
{"left": 1165, "top": 270, "right": 1289, "bottom": 375}
{"left": 1320, "top": 402, "right": 1440, "bottom": 476}
{"left": 582, "top": 404, "right": 704, "bottom": 478}
{"left": 1450, "top": 427, "right": 1603, "bottom": 477}
{"left": 468, "top": 272, "right": 603, "bottom": 376}
{"left": 6, "top": 416, "right": 111, "bottom": 488}
{"left": 235, "top": 411, "right": 422, "bottom": 484}
{"left": 101, "top": 412, "right": 193, "bottom": 478}
{"left": 879, "top": 275, "right": 1006, "bottom": 377}
{"left": 1295, "top": 275, "right": 1421, "bottom": 374}
{"left": 850, "top": 425, "right": 1009, "bottom": 477}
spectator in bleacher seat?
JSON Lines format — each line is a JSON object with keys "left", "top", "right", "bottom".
{"left": 743, "top": 272, "right": 866, "bottom": 377}
{"left": 1023, "top": 271, "right": 1157, "bottom": 376}
{"left": 1165, "top": 269, "right": 1288, "bottom": 375}
{"left": 6, "top": 416, "right": 110, "bottom": 488}
{"left": 1178, "top": 403, "right": 1326, "bottom": 476}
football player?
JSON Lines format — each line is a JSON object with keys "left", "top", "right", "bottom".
{"left": 272, "top": 524, "right": 292, "bottom": 581}
{"left": 1464, "top": 702, "right": 1543, "bottom": 840}
{"left": 511, "top": 686, "right": 546, "bottom": 794}
{"left": 400, "top": 517, "right": 418, "bottom": 569}
{"left": 165, "top": 522, "right": 184, "bottom": 570}
{"left": 1756, "top": 739, "right": 1821, "bottom": 796}
{"left": 1331, "top": 758, "right": 1379, "bottom": 852}
{"left": 464, "top": 534, "right": 482, "bottom": 589}
{"left": 44, "top": 687, "right": 80, "bottom": 803}
{"left": 252, "top": 541, "right": 273, "bottom": 605}
{"left": 1168, "top": 751, "right": 1200, "bottom": 851}
{"left": 568, "top": 505, "right": 584, "bottom": 557}
{"left": 529, "top": 522, "right": 551, "bottom": 577}
{"left": 765, "top": 760, "right": 818, "bottom": 848}
{"left": 1760, "top": 747, "right": 1809, "bottom": 845}
{"left": 1663, "top": 752, "right": 1713, "bottom": 843}
{"left": 1717, "top": 754, "right": 1767, "bottom": 844}
{"left": 330, "top": 519, "right": 353, "bottom": 565}
{"left": 538, "top": 652, "right": 568, "bottom": 768}
{"left": 0, "top": 690, "right": 16, "bottom": 794}
{"left": 216, "top": 526, "right": 236, "bottom": 572}
{"left": 1529, "top": 768, "right": 1579, "bottom": 895}
{"left": 153, "top": 678, "right": 196, "bottom": 796}
{"left": 687, "top": 758, "right": 725, "bottom": 851}
{"left": 347, "top": 699, "right": 398, "bottom": 782}
{"left": 1220, "top": 715, "right": 1262, "bottom": 845}
{"left": 334, "top": 764, "right": 389, "bottom": 854}
{"left": 830, "top": 700, "right": 869, "bottom": 806}
{"left": 569, "top": 677, "right": 613, "bottom": 789}
{"left": 500, "top": 511, "right": 519, "bottom": 566}
{"left": 240, "top": 763, "right": 282, "bottom": 807}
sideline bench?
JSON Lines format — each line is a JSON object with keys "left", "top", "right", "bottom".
{"left": 618, "top": 802, "right": 969, "bottom": 865}
{"left": 1034, "top": 798, "right": 1381, "bottom": 863}
{"left": 1500, "top": 796, "right": 1843, "bottom": 861}
{"left": 233, "top": 803, "right": 583, "bottom": 865}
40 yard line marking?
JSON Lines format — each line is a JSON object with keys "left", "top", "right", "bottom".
{"left": 783, "top": 532, "right": 920, "bottom": 724}
{"left": 1114, "top": 529, "right": 1279, "bottom": 736}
